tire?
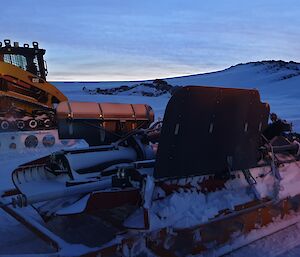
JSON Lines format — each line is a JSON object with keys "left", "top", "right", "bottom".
{"left": 28, "top": 119, "right": 38, "bottom": 129}
{"left": 43, "top": 118, "right": 51, "bottom": 128}
{"left": 16, "top": 120, "right": 26, "bottom": 130}
{"left": 0, "top": 120, "right": 10, "bottom": 130}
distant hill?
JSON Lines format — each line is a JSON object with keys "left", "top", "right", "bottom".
{"left": 82, "top": 79, "right": 177, "bottom": 97}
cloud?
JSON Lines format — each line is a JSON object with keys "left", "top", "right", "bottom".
{"left": 1, "top": 0, "right": 300, "bottom": 80}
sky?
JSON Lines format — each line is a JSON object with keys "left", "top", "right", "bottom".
{"left": 1, "top": 0, "right": 300, "bottom": 81}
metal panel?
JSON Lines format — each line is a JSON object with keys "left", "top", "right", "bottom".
{"left": 154, "top": 86, "right": 270, "bottom": 179}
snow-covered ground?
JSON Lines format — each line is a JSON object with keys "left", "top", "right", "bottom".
{"left": 0, "top": 60, "right": 300, "bottom": 256}
{"left": 53, "top": 60, "right": 300, "bottom": 132}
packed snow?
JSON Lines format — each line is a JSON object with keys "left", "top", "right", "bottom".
{"left": 124, "top": 160, "right": 300, "bottom": 232}
{"left": 1, "top": 60, "right": 300, "bottom": 256}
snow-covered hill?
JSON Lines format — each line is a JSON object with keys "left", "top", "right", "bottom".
{"left": 167, "top": 60, "right": 300, "bottom": 87}
{"left": 53, "top": 60, "right": 300, "bottom": 132}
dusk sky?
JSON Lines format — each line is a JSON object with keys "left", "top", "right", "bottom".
{"left": 2, "top": 0, "right": 300, "bottom": 81}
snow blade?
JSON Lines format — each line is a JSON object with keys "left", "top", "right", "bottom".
{"left": 155, "top": 86, "right": 270, "bottom": 178}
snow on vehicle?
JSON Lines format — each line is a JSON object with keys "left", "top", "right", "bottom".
{"left": 1, "top": 86, "right": 300, "bottom": 257}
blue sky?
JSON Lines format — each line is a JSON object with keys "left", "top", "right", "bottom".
{"left": 2, "top": 0, "right": 300, "bottom": 81}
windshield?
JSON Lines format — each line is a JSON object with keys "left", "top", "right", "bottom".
{"left": 3, "top": 54, "right": 28, "bottom": 71}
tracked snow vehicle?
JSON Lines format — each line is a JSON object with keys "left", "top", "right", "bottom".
{"left": 1, "top": 86, "right": 300, "bottom": 257}
{"left": 0, "top": 39, "right": 67, "bottom": 131}
{"left": 0, "top": 39, "right": 155, "bottom": 152}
